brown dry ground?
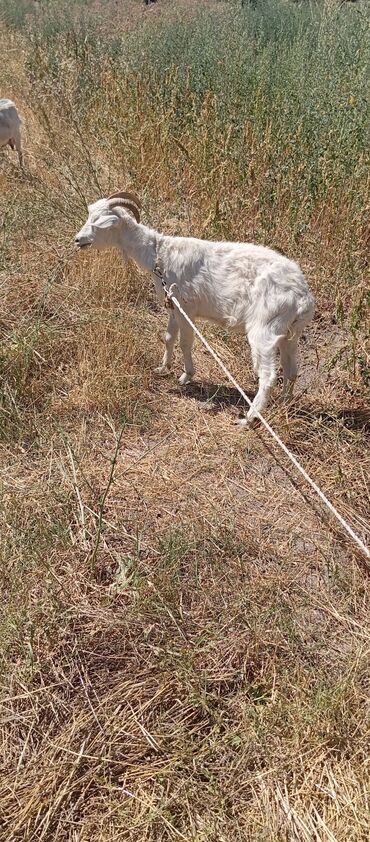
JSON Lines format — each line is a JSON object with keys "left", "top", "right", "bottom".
{"left": 0, "top": 2, "right": 369, "bottom": 840}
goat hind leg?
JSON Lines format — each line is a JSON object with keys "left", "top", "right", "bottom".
{"left": 279, "top": 336, "right": 298, "bottom": 401}
{"left": 13, "top": 128, "right": 23, "bottom": 167}
{"left": 239, "top": 329, "right": 278, "bottom": 426}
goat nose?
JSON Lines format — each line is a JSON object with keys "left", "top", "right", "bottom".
{"left": 75, "top": 236, "right": 80, "bottom": 243}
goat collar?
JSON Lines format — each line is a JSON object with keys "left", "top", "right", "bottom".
{"left": 152, "top": 255, "right": 174, "bottom": 310}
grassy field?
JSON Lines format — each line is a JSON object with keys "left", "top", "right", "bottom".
{"left": 0, "top": 1, "right": 369, "bottom": 840}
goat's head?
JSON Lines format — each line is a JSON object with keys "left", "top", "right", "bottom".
{"left": 75, "top": 191, "right": 141, "bottom": 251}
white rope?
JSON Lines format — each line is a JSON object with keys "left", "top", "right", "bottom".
{"left": 160, "top": 278, "right": 369, "bottom": 561}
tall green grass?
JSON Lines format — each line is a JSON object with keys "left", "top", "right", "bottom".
{"left": 22, "top": 1, "right": 370, "bottom": 206}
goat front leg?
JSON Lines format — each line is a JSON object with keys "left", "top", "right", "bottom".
{"left": 178, "top": 319, "right": 195, "bottom": 385}
{"left": 154, "top": 312, "right": 179, "bottom": 376}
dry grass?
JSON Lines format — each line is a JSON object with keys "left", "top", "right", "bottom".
{"left": 0, "top": 2, "right": 370, "bottom": 840}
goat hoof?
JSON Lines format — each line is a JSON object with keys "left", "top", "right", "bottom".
{"left": 237, "top": 416, "right": 258, "bottom": 429}
{"left": 178, "top": 372, "right": 193, "bottom": 386}
{"left": 153, "top": 366, "right": 170, "bottom": 377}
{"left": 277, "top": 392, "right": 290, "bottom": 405}
{"left": 280, "top": 394, "right": 294, "bottom": 406}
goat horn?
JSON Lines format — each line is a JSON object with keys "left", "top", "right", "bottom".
{"left": 107, "top": 197, "right": 140, "bottom": 224}
{"left": 108, "top": 190, "right": 141, "bottom": 209}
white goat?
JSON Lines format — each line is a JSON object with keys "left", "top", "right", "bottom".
{"left": 0, "top": 99, "right": 23, "bottom": 166}
{"left": 75, "top": 191, "right": 315, "bottom": 424}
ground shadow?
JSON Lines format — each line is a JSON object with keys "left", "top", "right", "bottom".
{"left": 168, "top": 381, "right": 256, "bottom": 412}
{"left": 292, "top": 405, "right": 370, "bottom": 434}
{"left": 166, "top": 376, "right": 369, "bottom": 433}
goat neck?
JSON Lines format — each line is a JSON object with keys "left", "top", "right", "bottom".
{"left": 116, "top": 213, "right": 162, "bottom": 273}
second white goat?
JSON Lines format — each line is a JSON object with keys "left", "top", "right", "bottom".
{"left": 75, "top": 191, "right": 315, "bottom": 424}
{"left": 0, "top": 99, "right": 23, "bottom": 166}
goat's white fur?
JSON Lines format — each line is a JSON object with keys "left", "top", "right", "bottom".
{"left": 75, "top": 196, "right": 315, "bottom": 423}
{"left": 0, "top": 99, "right": 23, "bottom": 166}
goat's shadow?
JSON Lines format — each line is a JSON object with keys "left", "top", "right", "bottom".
{"left": 169, "top": 381, "right": 370, "bottom": 434}
{"left": 169, "top": 381, "right": 256, "bottom": 413}
{"left": 292, "top": 405, "right": 370, "bottom": 435}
